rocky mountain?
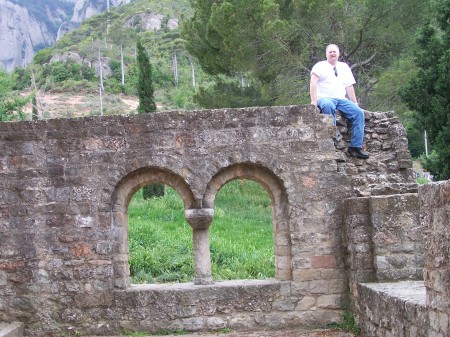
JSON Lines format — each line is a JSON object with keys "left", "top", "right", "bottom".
{"left": 71, "top": 0, "right": 132, "bottom": 23}
{"left": 0, "top": 0, "right": 133, "bottom": 72}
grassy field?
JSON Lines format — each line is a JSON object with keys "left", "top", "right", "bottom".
{"left": 128, "top": 180, "right": 274, "bottom": 284}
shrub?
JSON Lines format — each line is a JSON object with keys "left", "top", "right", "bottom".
{"left": 143, "top": 183, "right": 165, "bottom": 199}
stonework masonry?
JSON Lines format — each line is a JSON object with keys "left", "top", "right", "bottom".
{"left": 0, "top": 105, "right": 445, "bottom": 336}
{"left": 354, "top": 180, "right": 449, "bottom": 337}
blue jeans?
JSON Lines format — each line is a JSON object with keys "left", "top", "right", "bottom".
{"left": 317, "top": 98, "right": 365, "bottom": 148}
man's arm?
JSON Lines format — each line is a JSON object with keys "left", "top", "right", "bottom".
{"left": 345, "top": 85, "right": 359, "bottom": 105}
{"left": 310, "top": 73, "right": 320, "bottom": 106}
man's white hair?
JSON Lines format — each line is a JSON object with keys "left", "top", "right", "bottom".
{"left": 326, "top": 44, "right": 340, "bottom": 52}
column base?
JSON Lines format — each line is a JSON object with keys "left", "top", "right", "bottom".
{"left": 193, "top": 276, "right": 214, "bottom": 285}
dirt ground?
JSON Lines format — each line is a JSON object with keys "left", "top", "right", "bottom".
{"left": 23, "top": 91, "right": 140, "bottom": 119}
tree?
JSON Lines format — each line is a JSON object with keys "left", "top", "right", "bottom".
{"left": 31, "top": 93, "right": 38, "bottom": 121}
{"left": 193, "top": 76, "right": 269, "bottom": 109}
{"left": 136, "top": 40, "right": 163, "bottom": 197}
{"left": 136, "top": 40, "right": 157, "bottom": 113}
{"left": 109, "top": 21, "right": 137, "bottom": 89}
{"left": 182, "top": 0, "right": 431, "bottom": 107}
{"left": 0, "top": 70, "right": 29, "bottom": 122}
{"left": 401, "top": 0, "right": 450, "bottom": 180}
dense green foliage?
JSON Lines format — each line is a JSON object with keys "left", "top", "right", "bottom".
{"left": 0, "top": 70, "right": 28, "bottom": 122}
{"left": 142, "top": 183, "right": 165, "bottom": 199}
{"left": 400, "top": 0, "right": 450, "bottom": 180}
{"left": 137, "top": 40, "right": 157, "bottom": 113}
{"left": 45, "top": 61, "right": 96, "bottom": 83}
{"left": 193, "top": 76, "right": 270, "bottom": 109}
{"left": 183, "top": 0, "right": 430, "bottom": 107}
{"left": 128, "top": 180, "right": 273, "bottom": 283}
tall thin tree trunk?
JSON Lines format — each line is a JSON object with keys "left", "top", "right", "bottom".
{"left": 98, "top": 45, "right": 104, "bottom": 92}
{"left": 172, "top": 53, "right": 178, "bottom": 87}
{"left": 121, "top": 44, "right": 125, "bottom": 86}
{"left": 106, "top": 0, "right": 110, "bottom": 43}
{"left": 99, "top": 85, "right": 103, "bottom": 116}
{"left": 188, "top": 57, "right": 196, "bottom": 88}
{"left": 31, "top": 94, "right": 38, "bottom": 121}
{"left": 98, "top": 44, "right": 104, "bottom": 115}
{"left": 30, "top": 70, "right": 42, "bottom": 119}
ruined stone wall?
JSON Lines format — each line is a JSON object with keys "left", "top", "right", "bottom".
{"left": 344, "top": 193, "right": 423, "bottom": 286}
{"left": 353, "top": 180, "right": 449, "bottom": 337}
{"left": 0, "top": 105, "right": 418, "bottom": 336}
{"left": 420, "top": 180, "right": 449, "bottom": 336}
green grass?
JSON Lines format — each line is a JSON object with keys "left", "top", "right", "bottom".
{"left": 327, "top": 311, "right": 361, "bottom": 335}
{"left": 128, "top": 179, "right": 274, "bottom": 284}
{"left": 416, "top": 176, "right": 430, "bottom": 185}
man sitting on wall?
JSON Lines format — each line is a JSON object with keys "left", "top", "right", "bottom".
{"left": 310, "top": 43, "right": 369, "bottom": 159}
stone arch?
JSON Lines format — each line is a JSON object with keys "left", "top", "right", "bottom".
{"left": 203, "top": 163, "right": 292, "bottom": 280}
{"left": 110, "top": 167, "right": 195, "bottom": 288}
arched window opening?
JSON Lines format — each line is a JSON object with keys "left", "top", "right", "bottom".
{"left": 128, "top": 185, "right": 194, "bottom": 284}
{"left": 210, "top": 179, "right": 274, "bottom": 280}
{"left": 112, "top": 164, "right": 291, "bottom": 288}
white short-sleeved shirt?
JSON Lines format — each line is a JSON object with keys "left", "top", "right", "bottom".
{"left": 311, "top": 60, "right": 356, "bottom": 100}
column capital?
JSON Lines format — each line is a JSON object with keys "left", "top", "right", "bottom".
{"left": 185, "top": 208, "right": 214, "bottom": 229}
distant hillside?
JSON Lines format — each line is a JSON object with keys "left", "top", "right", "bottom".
{"left": 14, "top": 0, "right": 202, "bottom": 114}
{"left": 0, "top": 0, "right": 136, "bottom": 71}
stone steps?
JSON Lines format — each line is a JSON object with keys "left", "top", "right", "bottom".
{"left": 0, "top": 322, "right": 24, "bottom": 337}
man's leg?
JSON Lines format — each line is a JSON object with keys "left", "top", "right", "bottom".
{"left": 317, "top": 98, "right": 337, "bottom": 125}
{"left": 336, "top": 99, "right": 369, "bottom": 159}
{"left": 336, "top": 99, "right": 365, "bottom": 148}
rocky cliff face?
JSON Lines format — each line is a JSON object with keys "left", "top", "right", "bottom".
{"left": 0, "top": 0, "right": 56, "bottom": 71}
{"left": 0, "top": 0, "right": 133, "bottom": 72}
{"left": 71, "top": 0, "right": 132, "bottom": 23}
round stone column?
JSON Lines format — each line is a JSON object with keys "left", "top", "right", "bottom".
{"left": 185, "top": 208, "right": 214, "bottom": 285}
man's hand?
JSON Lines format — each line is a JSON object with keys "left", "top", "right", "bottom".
{"left": 310, "top": 74, "right": 319, "bottom": 110}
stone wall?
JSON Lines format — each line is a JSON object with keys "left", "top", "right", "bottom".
{"left": 344, "top": 193, "right": 423, "bottom": 285}
{"left": 356, "top": 281, "right": 428, "bottom": 336}
{"left": 354, "top": 181, "right": 449, "bottom": 337}
{"left": 420, "top": 181, "right": 449, "bottom": 336}
{"left": 0, "top": 105, "right": 419, "bottom": 336}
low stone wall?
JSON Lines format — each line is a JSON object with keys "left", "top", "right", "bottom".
{"left": 357, "top": 281, "right": 428, "bottom": 336}
{"left": 354, "top": 181, "right": 449, "bottom": 337}
{"left": 344, "top": 192, "right": 423, "bottom": 282}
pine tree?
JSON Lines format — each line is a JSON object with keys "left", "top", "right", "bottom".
{"left": 182, "top": 0, "right": 430, "bottom": 106}
{"left": 136, "top": 40, "right": 163, "bottom": 197}
{"left": 401, "top": 0, "right": 450, "bottom": 180}
{"left": 136, "top": 40, "right": 157, "bottom": 113}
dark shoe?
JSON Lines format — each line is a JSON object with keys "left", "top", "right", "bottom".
{"left": 348, "top": 146, "right": 369, "bottom": 159}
